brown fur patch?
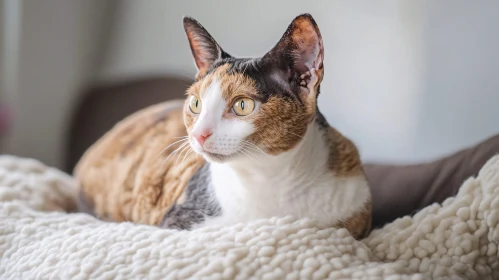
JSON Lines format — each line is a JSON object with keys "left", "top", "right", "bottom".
{"left": 324, "top": 125, "right": 372, "bottom": 239}
{"left": 337, "top": 201, "right": 372, "bottom": 239}
{"left": 326, "top": 127, "right": 364, "bottom": 176}
{"left": 249, "top": 96, "right": 309, "bottom": 154}
{"left": 75, "top": 100, "right": 204, "bottom": 225}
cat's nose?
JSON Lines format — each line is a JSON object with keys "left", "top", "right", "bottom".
{"left": 195, "top": 131, "right": 212, "bottom": 146}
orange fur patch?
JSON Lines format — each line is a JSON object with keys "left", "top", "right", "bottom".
{"left": 326, "top": 127, "right": 364, "bottom": 176}
{"left": 325, "top": 127, "right": 371, "bottom": 239}
{"left": 337, "top": 201, "right": 372, "bottom": 239}
{"left": 75, "top": 101, "right": 204, "bottom": 225}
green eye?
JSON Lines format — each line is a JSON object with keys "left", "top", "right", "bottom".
{"left": 189, "top": 96, "right": 202, "bottom": 114}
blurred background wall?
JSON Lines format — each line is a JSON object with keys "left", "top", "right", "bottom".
{"left": 0, "top": 0, "right": 117, "bottom": 168}
{"left": 1, "top": 0, "right": 498, "bottom": 169}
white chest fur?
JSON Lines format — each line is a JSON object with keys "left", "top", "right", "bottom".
{"left": 203, "top": 123, "right": 371, "bottom": 228}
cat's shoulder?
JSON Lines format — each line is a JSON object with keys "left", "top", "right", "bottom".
{"left": 315, "top": 112, "right": 364, "bottom": 177}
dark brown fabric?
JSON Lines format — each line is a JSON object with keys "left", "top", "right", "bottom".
{"left": 366, "top": 134, "right": 499, "bottom": 228}
{"left": 66, "top": 76, "right": 499, "bottom": 229}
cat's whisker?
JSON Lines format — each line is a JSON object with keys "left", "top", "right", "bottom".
{"left": 245, "top": 142, "right": 268, "bottom": 157}
{"left": 241, "top": 141, "right": 268, "bottom": 158}
{"left": 175, "top": 144, "right": 192, "bottom": 166}
{"left": 174, "top": 146, "right": 189, "bottom": 166}
{"left": 246, "top": 149, "right": 264, "bottom": 163}
{"left": 242, "top": 145, "right": 265, "bottom": 161}
{"left": 288, "top": 131, "right": 305, "bottom": 140}
{"left": 160, "top": 141, "right": 190, "bottom": 169}
{"left": 175, "top": 73, "right": 195, "bottom": 82}
{"left": 180, "top": 148, "right": 194, "bottom": 166}
{"left": 239, "top": 148, "right": 260, "bottom": 162}
{"left": 240, "top": 146, "right": 263, "bottom": 162}
{"left": 155, "top": 138, "right": 189, "bottom": 160}
{"left": 240, "top": 144, "right": 266, "bottom": 161}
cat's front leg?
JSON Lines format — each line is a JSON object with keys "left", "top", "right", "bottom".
{"left": 191, "top": 215, "right": 230, "bottom": 230}
{"left": 160, "top": 204, "right": 207, "bottom": 230}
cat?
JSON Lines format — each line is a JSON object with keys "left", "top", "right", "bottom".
{"left": 75, "top": 13, "right": 372, "bottom": 239}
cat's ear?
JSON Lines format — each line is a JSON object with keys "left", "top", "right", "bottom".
{"left": 183, "top": 16, "right": 230, "bottom": 79}
{"left": 263, "top": 14, "right": 324, "bottom": 99}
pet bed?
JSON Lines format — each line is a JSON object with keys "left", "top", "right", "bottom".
{"left": 1, "top": 154, "right": 499, "bottom": 279}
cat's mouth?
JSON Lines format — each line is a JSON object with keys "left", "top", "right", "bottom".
{"left": 198, "top": 148, "right": 244, "bottom": 163}
{"left": 190, "top": 139, "right": 244, "bottom": 163}
{"left": 202, "top": 150, "right": 244, "bottom": 163}
{"left": 203, "top": 151, "right": 227, "bottom": 161}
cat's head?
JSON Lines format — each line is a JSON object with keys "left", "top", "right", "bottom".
{"left": 183, "top": 14, "right": 325, "bottom": 163}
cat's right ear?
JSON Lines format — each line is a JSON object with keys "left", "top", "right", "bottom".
{"left": 183, "top": 16, "right": 230, "bottom": 79}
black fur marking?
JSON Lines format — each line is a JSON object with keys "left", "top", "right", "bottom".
{"left": 209, "top": 57, "right": 305, "bottom": 104}
{"left": 315, "top": 110, "right": 330, "bottom": 129}
{"left": 161, "top": 163, "right": 221, "bottom": 230}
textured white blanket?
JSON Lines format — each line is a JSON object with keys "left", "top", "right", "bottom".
{"left": 0, "top": 155, "right": 498, "bottom": 279}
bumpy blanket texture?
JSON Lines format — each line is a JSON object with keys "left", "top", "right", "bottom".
{"left": 0, "top": 155, "right": 498, "bottom": 279}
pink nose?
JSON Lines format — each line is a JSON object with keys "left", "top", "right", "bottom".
{"left": 195, "top": 131, "right": 212, "bottom": 146}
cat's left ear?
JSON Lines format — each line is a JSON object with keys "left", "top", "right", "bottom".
{"left": 264, "top": 14, "right": 324, "bottom": 102}
{"left": 183, "top": 16, "right": 231, "bottom": 79}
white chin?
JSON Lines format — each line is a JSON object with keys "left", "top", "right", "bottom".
{"left": 190, "top": 140, "right": 204, "bottom": 154}
{"left": 190, "top": 141, "right": 243, "bottom": 162}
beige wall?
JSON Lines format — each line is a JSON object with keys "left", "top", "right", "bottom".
{"left": 414, "top": 0, "right": 499, "bottom": 159}
{"left": 2, "top": 0, "right": 116, "bottom": 168}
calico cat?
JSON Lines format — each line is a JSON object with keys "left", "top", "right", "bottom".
{"left": 75, "top": 14, "right": 372, "bottom": 239}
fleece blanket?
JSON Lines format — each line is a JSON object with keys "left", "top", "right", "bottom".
{"left": 0, "top": 155, "right": 498, "bottom": 279}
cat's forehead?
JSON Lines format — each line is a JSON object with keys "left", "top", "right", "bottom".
{"left": 191, "top": 59, "right": 299, "bottom": 102}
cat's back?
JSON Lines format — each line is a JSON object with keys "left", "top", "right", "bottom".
{"left": 74, "top": 99, "right": 204, "bottom": 225}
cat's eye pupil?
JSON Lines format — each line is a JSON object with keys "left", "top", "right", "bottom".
{"left": 189, "top": 96, "right": 202, "bottom": 114}
{"left": 232, "top": 98, "right": 254, "bottom": 116}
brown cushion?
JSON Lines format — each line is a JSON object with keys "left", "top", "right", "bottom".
{"left": 365, "top": 133, "right": 499, "bottom": 228}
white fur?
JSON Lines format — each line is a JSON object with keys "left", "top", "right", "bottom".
{"left": 190, "top": 79, "right": 254, "bottom": 156}
{"left": 190, "top": 79, "right": 370, "bottom": 229}
{"left": 204, "top": 123, "right": 370, "bottom": 229}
